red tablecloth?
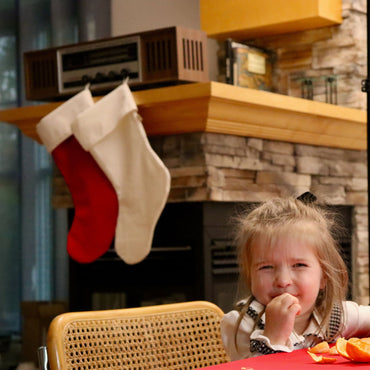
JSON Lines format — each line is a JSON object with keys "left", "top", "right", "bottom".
{"left": 202, "top": 349, "right": 370, "bottom": 369}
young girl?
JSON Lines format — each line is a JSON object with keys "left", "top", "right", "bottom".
{"left": 221, "top": 194, "right": 370, "bottom": 360}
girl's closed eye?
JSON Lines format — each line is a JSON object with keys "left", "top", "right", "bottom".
{"left": 293, "top": 262, "right": 308, "bottom": 268}
{"left": 259, "top": 265, "right": 273, "bottom": 270}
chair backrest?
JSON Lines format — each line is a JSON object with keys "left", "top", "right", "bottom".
{"left": 46, "top": 300, "right": 230, "bottom": 369}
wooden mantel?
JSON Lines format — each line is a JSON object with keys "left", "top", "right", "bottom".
{"left": 0, "top": 82, "right": 366, "bottom": 150}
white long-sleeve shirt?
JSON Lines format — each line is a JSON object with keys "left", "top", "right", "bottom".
{"left": 221, "top": 298, "right": 370, "bottom": 361}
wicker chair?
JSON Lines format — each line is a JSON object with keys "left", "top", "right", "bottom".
{"left": 46, "top": 300, "right": 230, "bottom": 369}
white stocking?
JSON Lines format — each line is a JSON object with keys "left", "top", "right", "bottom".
{"left": 73, "top": 83, "right": 171, "bottom": 264}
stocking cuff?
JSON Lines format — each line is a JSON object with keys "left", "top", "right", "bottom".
{"left": 36, "top": 89, "right": 94, "bottom": 152}
{"left": 73, "top": 83, "right": 137, "bottom": 151}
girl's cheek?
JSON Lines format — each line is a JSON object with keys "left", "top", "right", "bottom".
{"left": 256, "top": 274, "right": 271, "bottom": 286}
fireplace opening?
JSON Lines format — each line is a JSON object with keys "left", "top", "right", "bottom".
{"left": 68, "top": 202, "right": 353, "bottom": 313}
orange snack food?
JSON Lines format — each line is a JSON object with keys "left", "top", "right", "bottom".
{"left": 307, "top": 351, "right": 337, "bottom": 363}
{"left": 308, "top": 341, "right": 330, "bottom": 354}
{"left": 335, "top": 337, "right": 352, "bottom": 360}
{"left": 346, "top": 338, "right": 370, "bottom": 362}
{"left": 328, "top": 345, "right": 338, "bottom": 355}
{"left": 308, "top": 337, "right": 370, "bottom": 364}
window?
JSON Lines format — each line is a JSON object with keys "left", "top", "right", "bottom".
{"left": 0, "top": 0, "right": 111, "bottom": 338}
{"left": 0, "top": 0, "right": 21, "bottom": 335}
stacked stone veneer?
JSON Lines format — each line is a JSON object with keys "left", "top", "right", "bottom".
{"left": 149, "top": 132, "right": 368, "bottom": 304}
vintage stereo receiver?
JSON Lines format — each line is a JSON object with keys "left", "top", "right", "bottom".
{"left": 24, "top": 26, "right": 209, "bottom": 101}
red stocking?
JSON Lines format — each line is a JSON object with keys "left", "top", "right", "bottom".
{"left": 36, "top": 89, "right": 118, "bottom": 263}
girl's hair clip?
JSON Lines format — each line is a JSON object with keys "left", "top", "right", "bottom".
{"left": 297, "top": 191, "right": 317, "bottom": 204}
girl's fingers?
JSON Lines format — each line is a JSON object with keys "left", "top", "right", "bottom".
{"left": 271, "top": 293, "right": 301, "bottom": 315}
{"left": 277, "top": 292, "right": 299, "bottom": 306}
{"left": 290, "top": 303, "right": 301, "bottom": 316}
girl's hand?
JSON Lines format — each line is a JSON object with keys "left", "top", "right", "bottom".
{"left": 263, "top": 293, "right": 301, "bottom": 346}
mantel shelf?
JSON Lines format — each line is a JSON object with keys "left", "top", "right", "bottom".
{"left": 0, "top": 82, "right": 366, "bottom": 151}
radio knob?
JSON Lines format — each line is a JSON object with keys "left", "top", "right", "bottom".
{"left": 95, "top": 72, "right": 106, "bottom": 82}
{"left": 120, "top": 69, "right": 129, "bottom": 79}
{"left": 81, "top": 74, "right": 92, "bottom": 84}
{"left": 108, "top": 71, "right": 119, "bottom": 80}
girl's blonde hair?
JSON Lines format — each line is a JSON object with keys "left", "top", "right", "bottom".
{"left": 234, "top": 196, "right": 348, "bottom": 340}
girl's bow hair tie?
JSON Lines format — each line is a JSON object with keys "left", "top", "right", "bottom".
{"left": 297, "top": 191, "right": 317, "bottom": 204}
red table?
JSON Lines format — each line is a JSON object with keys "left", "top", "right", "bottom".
{"left": 201, "top": 348, "right": 370, "bottom": 369}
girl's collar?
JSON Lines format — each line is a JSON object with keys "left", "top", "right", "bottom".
{"left": 302, "top": 310, "right": 325, "bottom": 339}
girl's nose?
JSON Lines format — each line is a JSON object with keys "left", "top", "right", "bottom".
{"left": 275, "top": 267, "right": 292, "bottom": 287}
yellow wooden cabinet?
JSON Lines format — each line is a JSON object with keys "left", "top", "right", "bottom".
{"left": 200, "top": 0, "right": 342, "bottom": 40}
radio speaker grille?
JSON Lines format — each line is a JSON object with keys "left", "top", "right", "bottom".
{"left": 145, "top": 40, "right": 173, "bottom": 72}
{"left": 141, "top": 27, "right": 208, "bottom": 83}
{"left": 31, "top": 59, "right": 57, "bottom": 88}
{"left": 24, "top": 50, "right": 58, "bottom": 100}
{"left": 182, "top": 38, "right": 204, "bottom": 72}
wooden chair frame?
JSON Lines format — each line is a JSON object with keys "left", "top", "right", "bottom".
{"left": 46, "top": 300, "right": 229, "bottom": 369}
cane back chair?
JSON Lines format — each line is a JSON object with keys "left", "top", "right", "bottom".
{"left": 46, "top": 300, "right": 230, "bottom": 369}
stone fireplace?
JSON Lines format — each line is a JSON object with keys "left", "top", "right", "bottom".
{"left": 55, "top": 129, "right": 367, "bottom": 310}
{"left": 149, "top": 132, "right": 368, "bottom": 304}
